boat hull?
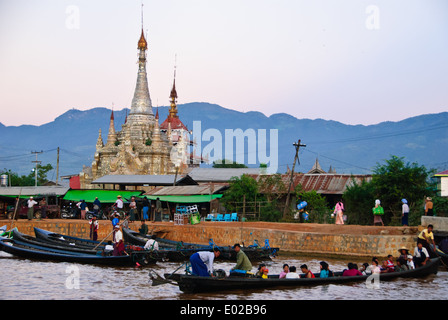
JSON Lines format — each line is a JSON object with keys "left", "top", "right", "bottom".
{"left": 170, "top": 258, "right": 440, "bottom": 293}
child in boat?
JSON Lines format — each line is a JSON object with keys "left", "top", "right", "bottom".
{"left": 407, "top": 255, "right": 415, "bottom": 270}
{"left": 262, "top": 268, "right": 269, "bottom": 279}
{"left": 285, "top": 266, "right": 300, "bottom": 279}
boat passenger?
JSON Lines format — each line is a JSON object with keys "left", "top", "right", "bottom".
{"left": 342, "top": 263, "right": 362, "bottom": 276}
{"left": 300, "top": 264, "right": 315, "bottom": 278}
{"left": 319, "top": 261, "right": 333, "bottom": 278}
{"left": 262, "top": 268, "right": 269, "bottom": 279}
{"left": 256, "top": 264, "right": 267, "bottom": 278}
{"left": 189, "top": 248, "right": 221, "bottom": 277}
{"left": 417, "top": 225, "right": 436, "bottom": 257}
{"left": 370, "top": 257, "right": 381, "bottom": 274}
{"left": 397, "top": 247, "right": 410, "bottom": 266}
{"left": 413, "top": 242, "right": 430, "bottom": 267}
{"left": 230, "top": 243, "right": 253, "bottom": 275}
{"left": 385, "top": 255, "right": 395, "bottom": 272}
{"left": 407, "top": 255, "right": 415, "bottom": 270}
{"left": 359, "top": 263, "right": 370, "bottom": 275}
{"left": 279, "top": 264, "right": 289, "bottom": 279}
{"left": 395, "top": 260, "right": 408, "bottom": 272}
{"left": 285, "top": 266, "right": 300, "bottom": 279}
{"left": 144, "top": 236, "right": 159, "bottom": 251}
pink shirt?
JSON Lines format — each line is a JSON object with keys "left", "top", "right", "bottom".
{"left": 334, "top": 202, "right": 344, "bottom": 213}
{"left": 342, "top": 269, "right": 362, "bottom": 277}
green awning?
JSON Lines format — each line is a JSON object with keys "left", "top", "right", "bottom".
{"left": 63, "top": 190, "right": 143, "bottom": 203}
{"left": 144, "top": 194, "right": 223, "bottom": 203}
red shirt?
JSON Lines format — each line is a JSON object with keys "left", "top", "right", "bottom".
{"left": 342, "top": 269, "right": 362, "bottom": 276}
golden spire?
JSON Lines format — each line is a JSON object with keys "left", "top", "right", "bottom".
{"left": 138, "top": 29, "right": 147, "bottom": 50}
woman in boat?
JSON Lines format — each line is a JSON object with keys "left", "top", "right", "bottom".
{"left": 319, "top": 261, "right": 333, "bottom": 278}
{"left": 370, "top": 257, "right": 381, "bottom": 274}
{"left": 300, "top": 264, "right": 315, "bottom": 278}
{"left": 342, "top": 263, "right": 362, "bottom": 276}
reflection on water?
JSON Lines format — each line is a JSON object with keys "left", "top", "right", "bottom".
{"left": 1, "top": 251, "right": 447, "bottom": 300}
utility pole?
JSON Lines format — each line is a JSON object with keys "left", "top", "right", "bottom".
{"left": 283, "top": 139, "right": 306, "bottom": 219}
{"left": 56, "top": 147, "right": 60, "bottom": 185}
{"left": 31, "top": 151, "right": 43, "bottom": 187}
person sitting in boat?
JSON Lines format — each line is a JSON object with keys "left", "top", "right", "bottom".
{"left": 300, "top": 264, "right": 315, "bottom": 278}
{"left": 189, "top": 248, "right": 221, "bottom": 277}
{"left": 359, "top": 263, "right": 370, "bottom": 275}
{"left": 385, "top": 255, "right": 395, "bottom": 272}
{"left": 229, "top": 243, "right": 253, "bottom": 276}
{"left": 342, "top": 263, "right": 362, "bottom": 276}
{"left": 285, "top": 266, "right": 300, "bottom": 279}
{"left": 395, "top": 259, "right": 408, "bottom": 272}
{"left": 319, "top": 261, "right": 333, "bottom": 278}
{"left": 369, "top": 257, "right": 381, "bottom": 274}
{"left": 279, "top": 264, "right": 289, "bottom": 279}
{"left": 413, "top": 242, "right": 430, "bottom": 267}
{"left": 407, "top": 255, "right": 415, "bottom": 270}
{"left": 256, "top": 264, "right": 267, "bottom": 278}
{"left": 397, "top": 247, "right": 410, "bottom": 266}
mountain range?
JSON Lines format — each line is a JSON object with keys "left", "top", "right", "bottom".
{"left": 1, "top": 102, "right": 447, "bottom": 180}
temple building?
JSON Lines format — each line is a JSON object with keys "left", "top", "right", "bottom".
{"left": 79, "top": 29, "right": 190, "bottom": 189}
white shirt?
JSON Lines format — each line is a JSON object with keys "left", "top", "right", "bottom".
{"left": 27, "top": 199, "right": 37, "bottom": 208}
{"left": 115, "top": 199, "right": 124, "bottom": 209}
{"left": 402, "top": 203, "right": 409, "bottom": 214}
{"left": 144, "top": 239, "right": 159, "bottom": 250}
{"left": 414, "top": 247, "right": 429, "bottom": 258}
{"left": 197, "top": 251, "right": 216, "bottom": 273}
{"left": 113, "top": 230, "right": 123, "bottom": 243}
{"left": 285, "top": 272, "right": 300, "bottom": 279}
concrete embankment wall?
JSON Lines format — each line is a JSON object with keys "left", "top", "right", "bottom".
{"left": 5, "top": 220, "right": 418, "bottom": 258}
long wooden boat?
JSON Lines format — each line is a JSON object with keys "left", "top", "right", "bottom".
{"left": 33, "top": 227, "right": 163, "bottom": 264}
{"left": 11, "top": 228, "right": 98, "bottom": 255}
{"left": 122, "top": 227, "right": 279, "bottom": 261}
{"left": 165, "top": 258, "right": 440, "bottom": 293}
{"left": 0, "top": 237, "right": 140, "bottom": 266}
{"left": 34, "top": 227, "right": 105, "bottom": 250}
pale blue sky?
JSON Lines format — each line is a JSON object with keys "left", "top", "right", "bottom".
{"left": 0, "top": 0, "right": 447, "bottom": 126}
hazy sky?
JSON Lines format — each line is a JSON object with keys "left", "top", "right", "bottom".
{"left": 0, "top": 0, "right": 447, "bottom": 127}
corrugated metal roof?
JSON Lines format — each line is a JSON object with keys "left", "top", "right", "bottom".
{"left": 187, "top": 168, "right": 261, "bottom": 182}
{"left": 145, "top": 184, "right": 228, "bottom": 196}
{"left": 253, "top": 173, "right": 371, "bottom": 195}
{"left": 0, "top": 186, "right": 70, "bottom": 197}
{"left": 91, "top": 174, "right": 197, "bottom": 185}
{"left": 435, "top": 170, "right": 448, "bottom": 176}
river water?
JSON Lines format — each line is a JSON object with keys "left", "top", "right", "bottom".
{"left": 2, "top": 251, "right": 447, "bottom": 301}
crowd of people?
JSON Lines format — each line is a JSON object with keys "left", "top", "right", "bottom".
{"left": 186, "top": 225, "right": 439, "bottom": 279}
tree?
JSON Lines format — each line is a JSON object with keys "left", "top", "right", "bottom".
{"left": 0, "top": 163, "right": 54, "bottom": 186}
{"left": 343, "top": 156, "right": 435, "bottom": 226}
{"left": 295, "top": 184, "right": 329, "bottom": 223}
{"left": 371, "top": 156, "right": 434, "bottom": 225}
{"left": 221, "top": 174, "right": 259, "bottom": 215}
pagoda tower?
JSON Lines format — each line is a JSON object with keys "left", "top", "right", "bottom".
{"left": 82, "top": 28, "right": 177, "bottom": 188}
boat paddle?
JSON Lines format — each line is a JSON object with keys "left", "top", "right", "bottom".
{"left": 149, "top": 262, "right": 188, "bottom": 286}
{"left": 93, "top": 216, "right": 130, "bottom": 251}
